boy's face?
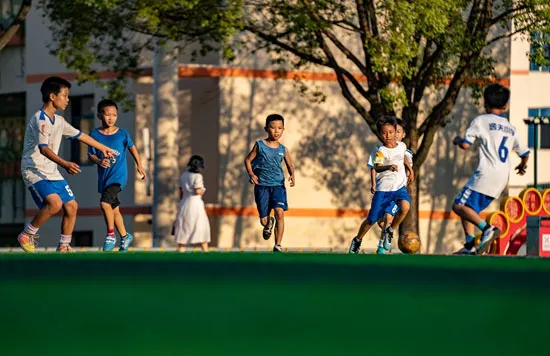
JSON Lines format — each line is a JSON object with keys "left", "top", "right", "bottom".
{"left": 265, "top": 120, "right": 284, "bottom": 140}
{"left": 380, "top": 124, "right": 396, "bottom": 145}
{"left": 99, "top": 106, "right": 118, "bottom": 127}
{"left": 51, "top": 87, "right": 70, "bottom": 111}
{"left": 396, "top": 125, "right": 406, "bottom": 141}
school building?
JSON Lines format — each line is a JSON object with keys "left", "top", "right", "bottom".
{"left": 0, "top": 3, "right": 548, "bottom": 253}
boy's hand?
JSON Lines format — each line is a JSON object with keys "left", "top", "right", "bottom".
{"left": 515, "top": 163, "right": 527, "bottom": 175}
{"left": 370, "top": 185, "right": 376, "bottom": 194}
{"left": 101, "top": 146, "right": 117, "bottom": 160}
{"left": 99, "top": 159, "right": 111, "bottom": 168}
{"left": 63, "top": 161, "right": 81, "bottom": 175}
{"left": 137, "top": 166, "right": 146, "bottom": 180}
{"left": 407, "top": 170, "right": 415, "bottom": 185}
{"left": 289, "top": 175, "right": 295, "bottom": 187}
{"left": 390, "top": 164, "right": 398, "bottom": 172}
{"left": 249, "top": 174, "right": 259, "bottom": 185}
{"left": 452, "top": 136, "right": 463, "bottom": 146}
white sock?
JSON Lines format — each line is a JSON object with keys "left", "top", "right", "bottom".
{"left": 24, "top": 223, "right": 39, "bottom": 235}
{"left": 60, "top": 234, "right": 72, "bottom": 244}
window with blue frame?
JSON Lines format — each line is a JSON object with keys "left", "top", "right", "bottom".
{"left": 527, "top": 108, "right": 550, "bottom": 149}
{"left": 530, "top": 32, "right": 550, "bottom": 72}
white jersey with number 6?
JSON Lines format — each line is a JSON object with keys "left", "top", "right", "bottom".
{"left": 463, "top": 113, "right": 529, "bottom": 198}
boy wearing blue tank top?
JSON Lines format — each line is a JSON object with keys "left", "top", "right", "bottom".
{"left": 244, "top": 114, "right": 295, "bottom": 252}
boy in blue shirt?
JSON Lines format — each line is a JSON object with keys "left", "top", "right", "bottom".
{"left": 88, "top": 99, "right": 145, "bottom": 251}
{"left": 244, "top": 114, "right": 295, "bottom": 252}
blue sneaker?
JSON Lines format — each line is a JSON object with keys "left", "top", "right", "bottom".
{"left": 103, "top": 235, "right": 116, "bottom": 251}
{"left": 119, "top": 233, "right": 134, "bottom": 252}
{"left": 383, "top": 228, "right": 393, "bottom": 251}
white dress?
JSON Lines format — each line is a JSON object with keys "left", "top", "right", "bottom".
{"left": 174, "top": 171, "right": 211, "bottom": 244}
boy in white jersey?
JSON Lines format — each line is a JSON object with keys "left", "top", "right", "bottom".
{"left": 17, "top": 76, "right": 116, "bottom": 253}
{"left": 452, "top": 84, "right": 529, "bottom": 255}
{"left": 349, "top": 117, "right": 414, "bottom": 254}
{"left": 369, "top": 119, "right": 413, "bottom": 228}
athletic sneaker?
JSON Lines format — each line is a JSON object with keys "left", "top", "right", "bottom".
{"left": 263, "top": 217, "right": 275, "bottom": 240}
{"left": 103, "top": 235, "right": 117, "bottom": 251}
{"left": 383, "top": 228, "right": 393, "bottom": 251}
{"left": 17, "top": 232, "right": 39, "bottom": 253}
{"left": 119, "top": 233, "right": 134, "bottom": 252}
{"left": 56, "top": 243, "right": 73, "bottom": 253}
{"left": 348, "top": 237, "right": 362, "bottom": 254}
{"left": 273, "top": 244, "right": 283, "bottom": 252}
{"left": 453, "top": 240, "right": 476, "bottom": 255}
{"left": 476, "top": 226, "right": 500, "bottom": 255}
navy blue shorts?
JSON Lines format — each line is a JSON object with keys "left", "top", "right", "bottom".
{"left": 28, "top": 179, "right": 75, "bottom": 208}
{"left": 454, "top": 186, "right": 494, "bottom": 214}
{"left": 254, "top": 185, "right": 288, "bottom": 219}
{"left": 367, "top": 186, "right": 410, "bottom": 224}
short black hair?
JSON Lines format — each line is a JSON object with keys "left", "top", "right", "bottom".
{"left": 187, "top": 155, "right": 205, "bottom": 173}
{"left": 97, "top": 99, "right": 118, "bottom": 116}
{"left": 41, "top": 76, "right": 71, "bottom": 103}
{"left": 395, "top": 118, "right": 407, "bottom": 132}
{"left": 376, "top": 116, "right": 398, "bottom": 133}
{"left": 265, "top": 114, "right": 284, "bottom": 127}
{"left": 484, "top": 84, "right": 510, "bottom": 109}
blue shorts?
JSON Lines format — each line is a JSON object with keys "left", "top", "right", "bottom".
{"left": 454, "top": 187, "right": 494, "bottom": 214}
{"left": 367, "top": 187, "right": 410, "bottom": 224}
{"left": 254, "top": 185, "right": 288, "bottom": 219}
{"left": 28, "top": 180, "right": 75, "bottom": 208}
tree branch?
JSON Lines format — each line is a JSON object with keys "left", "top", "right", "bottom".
{"left": 0, "top": 0, "right": 32, "bottom": 51}
{"left": 489, "top": 5, "right": 528, "bottom": 26}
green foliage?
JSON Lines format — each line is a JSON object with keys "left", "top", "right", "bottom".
{"left": 38, "top": 0, "right": 243, "bottom": 110}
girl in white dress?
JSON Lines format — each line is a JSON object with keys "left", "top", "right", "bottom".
{"left": 174, "top": 155, "right": 211, "bottom": 252}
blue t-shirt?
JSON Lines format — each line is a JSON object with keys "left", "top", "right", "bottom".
{"left": 88, "top": 128, "right": 134, "bottom": 193}
{"left": 251, "top": 140, "right": 286, "bottom": 186}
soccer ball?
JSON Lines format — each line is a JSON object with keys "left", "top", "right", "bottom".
{"left": 398, "top": 232, "right": 421, "bottom": 254}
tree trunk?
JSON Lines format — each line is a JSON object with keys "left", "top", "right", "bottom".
{"left": 401, "top": 171, "right": 420, "bottom": 236}
{"left": 0, "top": 0, "right": 32, "bottom": 52}
{"left": 152, "top": 41, "right": 179, "bottom": 247}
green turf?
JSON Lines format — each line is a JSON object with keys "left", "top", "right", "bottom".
{"left": 1, "top": 253, "right": 549, "bottom": 355}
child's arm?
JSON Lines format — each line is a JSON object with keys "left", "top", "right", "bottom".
{"left": 284, "top": 147, "right": 295, "bottom": 187}
{"left": 374, "top": 164, "right": 398, "bottom": 173}
{"left": 453, "top": 117, "right": 479, "bottom": 150}
{"left": 404, "top": 157, "right": 415, "bottom": 184}
{"left": 87, "top": 153, "right": 111, "bottom": 168}
{"left": 129, "top": 146, "right": 146, "bottom": 180}
{"left": 244, "top": 142, "right": 259, "bottom": 184}
{"left": 39, "top": 146, "right": 81, "bottom": 175}
{"left": 453, "top": 136, "right": 471, "bottom": 150}
{"left": 370, "top": 168, "right": 376, "bottom": 194}
{"left": 78, "top": 133, "right": 117, "bottom": 160}
{"left": 515, "top": 154, "right": 529, "bottom": 175}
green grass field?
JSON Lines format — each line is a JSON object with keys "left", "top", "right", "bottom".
{"left": 1, "top": 252, "right": 550, "bottom": 355}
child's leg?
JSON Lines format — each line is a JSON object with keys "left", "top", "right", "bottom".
{"left": 177, "top": 243, "right": 185, "bottom": 252}
{"left": 254, "top": 186, "right": 275, "bottom": 239}
{"left": 200, "top": 242, "right": 209, "bottom": 252}
{"left": 390, "top": 200, "right": 410, "bottom": 230}
{"left": 113, "top": 206, "right": 127, "bottom": 237}
{"left": 60, "top": 200, "right": 78, "bottom": 240}
{"left": 356, "top": 220, "right": 374, "bottom": 240}
{"left": 273, "top": 208, "right": 285, "bottom": 246}
{"left": 100, "top": 202, "right": 116, "bottom": 231}
{"left": 30, "top": 194, "right": 63, "bottom": 228}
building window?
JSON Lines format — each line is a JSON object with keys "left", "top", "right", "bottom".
{"left": 65, "top": 95, "right": 95, "bottom": 165}
{"left": 527, "top": 108, "right": 550, "bottom": 149}
{"left": 530, "top": 32, "right": 550, "bottom": 72}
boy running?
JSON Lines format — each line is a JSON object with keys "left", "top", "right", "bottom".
{"left": 18, "top": 76, "right": 116, "bottom": 252}
{"left": 88, "top": 99, "right": 146, "bottom": 251}
{"left": 244, "top": 114, "right": 295, "bottom": 252}
{"left": 349, "top": 116, "right": 414, "bottom": 254}
{"left": 452, "top": 84, "right": 529, "bottom": 255}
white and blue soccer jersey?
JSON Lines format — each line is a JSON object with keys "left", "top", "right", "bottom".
{"left": 367, "top": 141, "right": 410, "bottom": 192}
{"left": 21, "top": 109, "right": 81, "bottom": 188}
{"left": 462, "top": 113, "right": 530, "bottom": 198}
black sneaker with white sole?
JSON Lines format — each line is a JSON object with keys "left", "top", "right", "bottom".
{"left": 348, "top": 237, "right": 362, "bottom": 254}
{"left": 273, "top": 244, "right": 283, "bottom": 252}
{"left": 263, "top": 217, "right": 275, "bottom": 240}
{"left": 453, "top": 240, "right": 476, "bottom": 255}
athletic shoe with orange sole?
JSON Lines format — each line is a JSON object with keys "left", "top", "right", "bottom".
{"left": 56, "top": 243, "right": 73, "bottom": 253}
{"left": 17, "top": 232, "right": 39, "bottom": 253}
